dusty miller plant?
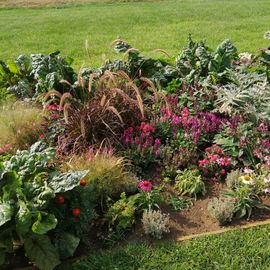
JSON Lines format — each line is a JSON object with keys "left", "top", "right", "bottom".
{"left": 142, "top": 209, "right": 170, "bottom": 239}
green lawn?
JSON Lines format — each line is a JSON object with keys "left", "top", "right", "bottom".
{"left": 0, "top": 0, "right": 270, "bottom": 69}
{"left": 60, "top": 224, "right": 270, "bottom": 270}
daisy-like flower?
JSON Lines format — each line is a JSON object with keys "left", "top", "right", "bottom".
{"left": 244, "top": 168, "right": 254, "bottom": 174}
{"left": 264, "top": 31, "right": 270, "bottom": 40}
{"left": 240, "top": 175, "right": 254, "bottom": 185}
{"left": 264, "top": 188, "right": 270, "bottom": 194}
{"left": 138, "top": 180, "right": 153, "bottom": 191}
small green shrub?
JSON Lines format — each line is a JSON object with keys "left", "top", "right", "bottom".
{"left": 208, "top": 197, "right": 235, "bottom": 225}
{"left": 167, "top": 194, "right": 192, "bottom": 211}
{"left": 142, "top": 209, "right": 170, "bottom": 239}
{"left": 174, "top": 169, "right": 206, "bottom": 198}
{"left": 105, "top": 192, "right": 137, "bottom": 243}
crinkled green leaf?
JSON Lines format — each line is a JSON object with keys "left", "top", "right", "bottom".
{"left": 49, "top": 170, "right": 88, "bottom": 193}
{"left": 24, "top": 234, "right": 60, "bottom": 270}
{"left": 32, "top": 212, "right": 57, "bottom": 235}
{"left": 0, "top": 202, "right": 14, "bottom": 227}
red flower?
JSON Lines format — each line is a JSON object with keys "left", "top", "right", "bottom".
{"left": 138, "top": 180, "right": 153, "bottom": 191}
{"left": 39, "top": 134, "right": 45, "bottom": 140}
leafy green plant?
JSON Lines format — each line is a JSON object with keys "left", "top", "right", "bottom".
{"left": 0, "top": 52, "right": 76, "bottom": 99}
{"left": 167, "top": 194, "right": 192, "bottom": 211}
{"left": 226, "top": 186, "right": 269, "bottom": 219}
{"left": 0, "top": 142, "right": 93, "bottom": 270}
{"left": 105, "top": 192, "right": 138, "bottom": 244}
{"left": 176, "top": 35, "right": 237, "bottom": 84}
{"left": 174, "top": 169, "right": 206, "bottom": 198}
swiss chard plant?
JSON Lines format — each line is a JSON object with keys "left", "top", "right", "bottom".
{"left": 0, "top": 141, "right": 94, "bottom": 270}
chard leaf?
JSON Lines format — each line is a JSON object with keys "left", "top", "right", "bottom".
{"left": 56, "top": 232, "right": 80, "bottom": 259}
{"left": 49, "top": 170, "right": 88, "bottom": 193}
{"left": 24, "top": 235, "right": 60, "bottom": 270}
{"left": 0, "top": 202, "right": 14, "bottom": 227}
{"left": 32, "top": 212, "right": 57, "bottom": 235}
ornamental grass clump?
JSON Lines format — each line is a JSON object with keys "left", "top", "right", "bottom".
{"left": 62, "top": 148, "right": 138, "bottom": 200}
{"left": 142, "top": 209, "right": 170, "bottom": 239}
{"left": 0, "top": 102, "right": 43, "bottom": 151}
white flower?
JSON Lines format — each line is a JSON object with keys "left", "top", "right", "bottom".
{"left": 244, "top": 168, "right": 254, "bottom": 174}
{"left": 240, "top": 175, "right": 254, "bottom": 185}
{"left": 239, "top": 53, "right": 252, "bottom": 64}
{"left": 264, "top": 188, "right": 270, "bottom": 193}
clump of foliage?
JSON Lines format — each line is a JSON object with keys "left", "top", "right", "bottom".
{"left": 57, "top": 71, "right": 145, "bottom": 154}
{"left": 176, "top": 35, "right": 237, "bottom": 84}
{"left": 105, "top": 192, "right": 137, "bottom": 243}
{"left": 142, "top": 209, "right": 170, "bottom": 239}
{"left": 62, "top": 148, "right": 138, "bottom": 201}
{"left": 0, "top": 142, "right": 95, "bottom": 270}
{"left": 174, "top": 169, "right": 206, "bottom": 198}
{"left": 208, "top": 197, "right": 235, "bottom": 225}
{"left": 167, "top": 194, "right": 192, "bottom": 211}
{"left": 0, "top": 102, "right": 44, "bottom": 152}
{"left": 0, "top": 52, "right": 76, "bottom": 99}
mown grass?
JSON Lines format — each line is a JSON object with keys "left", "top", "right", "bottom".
{"left": 60, "top": 224, "right": 270, "bottom": 270}
{"left": 0, "top": 0, "right": 270, "bottom": 69}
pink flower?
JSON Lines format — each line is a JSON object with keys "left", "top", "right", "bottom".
{"left": 199, "top": 159, "right": 209, "bottom": 166}
{"left": 181, "top": 107, "right": 190, "bottom": 118}
{"left": 138, "top": 180, "right": 153, "bottom": 191}
{"left": 221, "top": 169, "right": 226, "bottom": 174}
{"left": 39, "top": 134, "right": 45, "bottom": 140}
{"left": 244, "top": 168, "right": 254, "bottom": 174}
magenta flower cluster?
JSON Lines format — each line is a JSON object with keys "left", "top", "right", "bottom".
{"left": 199, "top": 145, "right": 232, "bottom": 182}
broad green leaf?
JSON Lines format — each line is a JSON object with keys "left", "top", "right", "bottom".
{"left": 24, "top": 234, "right": 60, "bottom": 270}
{"left": 49, "top": 170, "right": 88, "bottom": 193}
{"left": 32, "top": 212, "right": 57, "bottom": 235}
{"left": 16, "top": 200, "right": 35, "bottom": 235}
{"left": 0, "top": 202, "right": 14, "bottom": 227}
{"left": 56, "top": 232, "right": 80, "bottom": 259}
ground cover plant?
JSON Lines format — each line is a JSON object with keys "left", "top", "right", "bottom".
{"left": 0, "top": 29, "right": 270, "bottom": 269}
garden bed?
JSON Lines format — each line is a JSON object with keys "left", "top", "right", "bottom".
{"left": 0, "top": 32, "right": 269, "bottom": 270}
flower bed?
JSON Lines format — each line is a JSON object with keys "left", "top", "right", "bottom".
{"left": 0, "top": 33, "right": 270, "bottom": 270}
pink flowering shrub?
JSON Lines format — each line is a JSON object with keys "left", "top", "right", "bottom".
{"left": 199, "top": 145, "right": 233, "bottom": 182}
{"left": 122, "top": 122, "right": 161, "bottom": 169}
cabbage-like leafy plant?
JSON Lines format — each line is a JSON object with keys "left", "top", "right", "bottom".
{"left": 0, "top": 142, "right": 93, "bottom": 270}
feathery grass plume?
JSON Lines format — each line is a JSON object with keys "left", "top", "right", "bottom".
{"left": 56, "top": 70, "right": 146, "bottom": 154}
{"left": 59, "top": 92, "right": 72, "bottom": 110}
{"left": 0, "top": 101, "right": 44, "bottom": 152}
{"left": 88, "top": 73, "right": 99, "bottom": 93}
{"left": 152, "top": 48, "right": 172, "bottom": 58}
{"left": 140, "top": 76, "right": 159, "bottom": 101}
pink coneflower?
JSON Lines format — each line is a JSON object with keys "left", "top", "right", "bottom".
{"left": 138, "top": 180, "right": 153, "bottom": 191}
